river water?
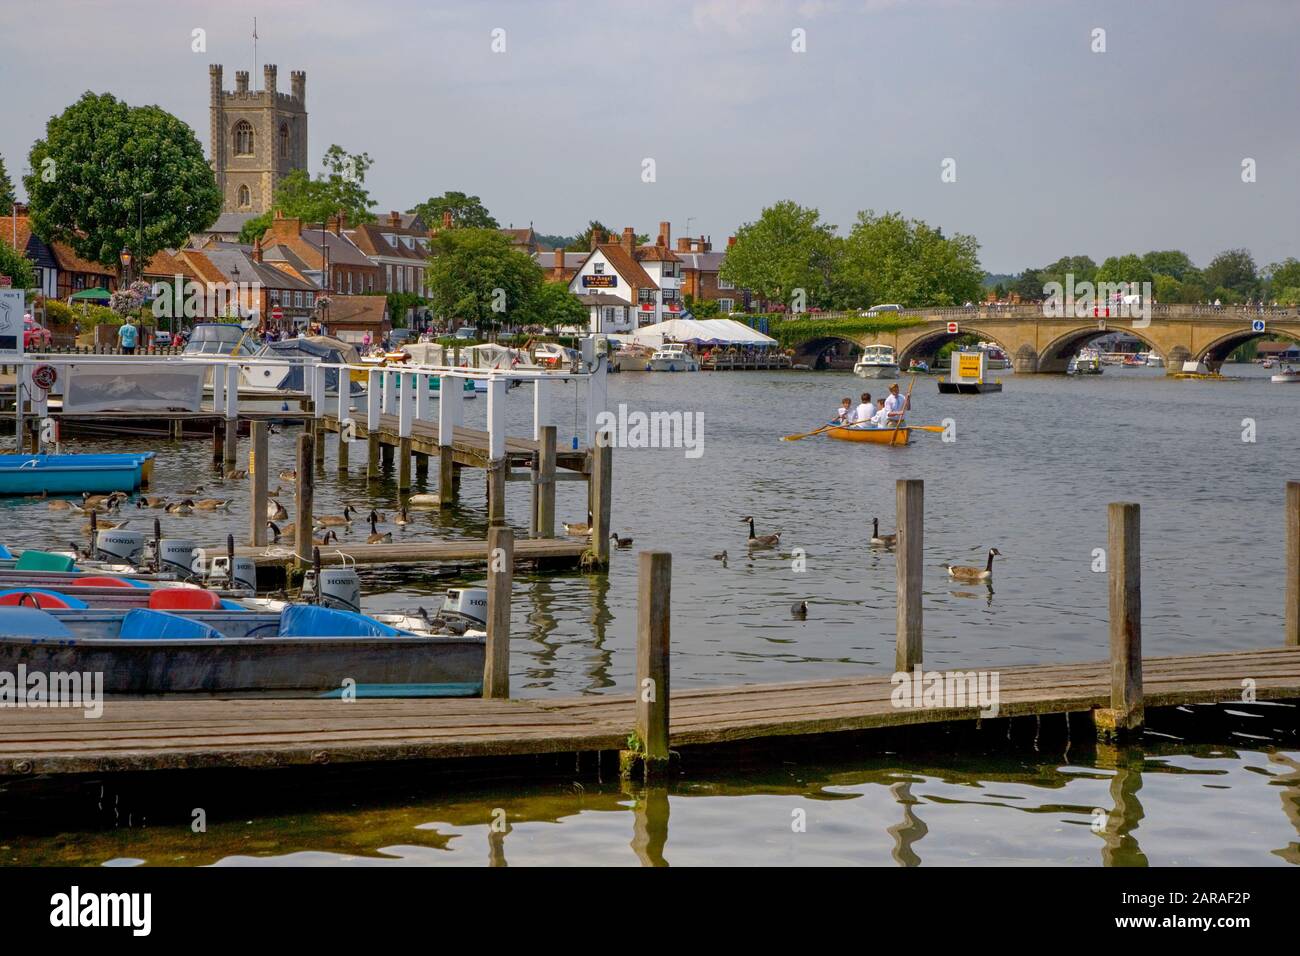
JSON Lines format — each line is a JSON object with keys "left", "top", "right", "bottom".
{"left": 2, "top": 362, "right": 1298, "bottom": 865}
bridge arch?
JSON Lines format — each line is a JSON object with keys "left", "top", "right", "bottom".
{"left": 1196, "top": 326, "right": 1300, "bottom": 367}
{"left": 894, "top": 327, "right": 1020, "bottom": 371}
{"left": 792, "top": 335, "right": 866, "bottom": 369}
{"left": 1037, "top": 326, "right": 1163, "bottom": 374}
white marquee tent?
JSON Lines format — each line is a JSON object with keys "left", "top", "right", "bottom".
{"left": 629, "top": 318, "right": 778, "bottom": 349}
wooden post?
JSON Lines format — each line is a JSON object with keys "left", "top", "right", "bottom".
{"left": 314, "top": 420, "right": 326, "bottom": 469}
{"left": 488, "top": 458, "right": 506, "bottom": 526}
{"left": 367, "top": 433, "right": 380, "bottom": 480}
{"left": 381, "top": 442, "right": 394, "bottom": 468}
{"left": 591, "top": 436, "right": 612, "bottom": 564}
{"left": 636, "top": 551, "right": 671, "bottom": 770}
{"left": 438, "top": 373, "right": 461, "bottom": 507}
{"left": 415, "top": 452, "right": 428, "bottom": 479}
{"left": 249, "top": 421, "right": 269, "bottom": 547}
{"left": 294, "top": 432, "right": 315, "bottom": 567}
{"left": 895, "top": 479, "right": 923, "bottom": 672}
{"left": 223, "top": 365, "right": 238, "bottom": 469}
{"left": 337, "top": 426, "right": 349, "bottom": 472}
{"left": 483, "top": 525, "right": 513, "bottom": 698}
{"left": 212, "top": 420, "right": 224, "bottom": 467}
{"left": 1288, "top": 481, "right": 1299, "bottom": 647}
{"left": 537, "top": 425, "right": 556, "bottom": 538}
{"left": 398, "top": 437, "right": 412, "bottom": 490}
{"left": 337, "top": 367, "right": 350, "bottom": 473}
{"left": 1097, "top": 502, "right": 1143, "bottom": 737}
{"left": 439, "top": 451, "right": 455, "bottom": 507}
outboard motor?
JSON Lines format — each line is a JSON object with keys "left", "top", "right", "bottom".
{"left": 157, "top": 538, "right": 196, "bottom": 578}
{"left": 439, "top": 587, "right": 489, "bottom": 632}
{"left": 209, "top": 555, "right": 257, "bottom": 592}
{"left": 95, "top": 529, "right": 145, "bottom": 565}
{"left": 301, "top": 567, "right": 361, "bottom": 613}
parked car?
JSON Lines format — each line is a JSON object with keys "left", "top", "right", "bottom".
{"left": 864, "top": 304, "right": 904, "bottom": 317}
{"left": 389, "top": 328, "right": 416, "bottom": 346}
{"left": 153, "top": 329, "right": 173, "bottom": 346}
{"left": 23, "top": 318, "right": 52, "bottom": 350}
{"left": 453, "top": 327, "right": 478, "bottom": 341}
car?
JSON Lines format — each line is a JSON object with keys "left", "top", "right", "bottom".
{"left": 453, "top": 327, "right": 478, "bottom": 341}
{"left": 864, "top": 304, "right": 904, "bottom": 317}
{"left": 23, "top": 318, "right": 52, "bottom": 350}
{"left": 389, "top": 328, "right": 416, "bottom": 346}
{"left": 153, "top": 329, "right": 174, "bottom": 346}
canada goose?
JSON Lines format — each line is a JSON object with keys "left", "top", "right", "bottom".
{"left": 136, "top": 495, "right": 168, "bottom": 508}
{"left": 83, "top": 518, "right": 127, "bottom": 535}
{"left": 944, "top": 548, "right": 1002, "bottom": 582}
{"left": 180, "top": 485, "right": 205, "bottom": 495}
{"left": 267, "top": 499, "right": 288, "bottom": 521}
{"left": 610, "top": 532, "right": 633, "bottom": 549}
{"left": 48, "top": 499, "right": 74, "bottom": 511}
{"left": 366, "top": 511, "right": 392, "bottom": 544}
{"left": 267, "top": 521, "right": 288, "bottom": 543}
{"left": 82, "top": 491, "right": 126, "bottom": 511}
{"left": 316, "top": 505, "right": 355, "bottom": 527}
{"left": 165, "top": 500, "right": 194, "bottom": 515}
{"left": 870, "top": 517, "right": 897, "bottom": 548}
{"left": 269, "top": 485, "right": 285, "bottom": 496}
{"left": 314, "top": 529, "right": 339, "bottom": 547}
{"left": 224, "top": 468, "right": 248, "bottom": 480}
{"left": 279, "top": 469, "right": 297, "bottom": 482}
{"left": 741, "top": 516, "right": 781, "bottom": 549}
{"left": 193, "top": 498, "right": 230, "bottom": 511}
{"left": 791, "top": 600, "right": 808, "bottom": 619}
{"left": 563, "top": 522, "right": 591, "bottom": 536}
{"left": 394, "top": 507, "right": 411, "bottom": 526}
{"left": 712, "top": 550, "right": 728, "bottom": 561}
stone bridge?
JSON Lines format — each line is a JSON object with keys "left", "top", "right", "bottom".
{"left": 790, "top": 305, "right": 1300, "bottom": 373}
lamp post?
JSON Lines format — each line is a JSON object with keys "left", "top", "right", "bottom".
{"left": 119, "top": 250, "right": 133, "bottom": 286}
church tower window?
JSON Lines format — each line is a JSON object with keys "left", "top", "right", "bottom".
{"left": 233, "top": 120, "right": 254, "bottom": 156}
{"left": 279, "top": 123, "right": 289, "bottom": 158}
{"left": 238, "top": 184, "right": 251, "bottom": 208}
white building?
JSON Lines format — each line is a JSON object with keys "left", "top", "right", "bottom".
{"left": 565, "top": 223, "right": 683, "bottom": 334}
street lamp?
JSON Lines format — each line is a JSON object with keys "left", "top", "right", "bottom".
{"left": 119, "top": 250, "right": 132, "bottom": 285}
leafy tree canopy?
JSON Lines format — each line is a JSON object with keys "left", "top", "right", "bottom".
{"left": 0, "top": 153, "right": 15, "bottom": 209}
{"left": 1095, "top": 253, "right": 1154, "bottom": 289}
{"left": 25, "top": 92, "right": 221, "bottom": 276}
{"left": 1141, "top": 250, "right": 1197, "bottom": 281}
{"left": 1203, "top": 248, "right": 1258, "bottom": 297}
{"left": 838, "top": 210, "right": 983, "bottom": 308}
{"left": 426, "top": 227, "right": 540, "bottom": 329}
{"left": 0, "top": 238, "right": 35, "bottom": 288}
{"left": 408, "top": 190, "right": 498, "bottom": 230}
{"left": 720, "top": 200, "right": 841, "bottom": 308}
{"left": 239, "top": 145, "right": 376, "bottom": 244}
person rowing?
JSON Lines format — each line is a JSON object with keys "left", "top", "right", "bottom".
{"left": 883, "top": 382, "right": 911, "bottom": 424}
{"left": 834, "top": 397, "right": 853, "bottom": 423}
{"left": 850, "top": 392, "right": 875, "bottom": 427}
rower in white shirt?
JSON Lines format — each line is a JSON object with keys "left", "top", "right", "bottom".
{"left": 870, "top": 398, "right": 891, "bottom": 428}
{"left": 882, "top": 383, "right": 910, "bottom": 422}
{"left": 851, "top": 392, "right": 874, "bottom": 426}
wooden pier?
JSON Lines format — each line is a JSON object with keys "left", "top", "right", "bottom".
{"left": 3, "top": 481, "right": 1299, "bottom": 783}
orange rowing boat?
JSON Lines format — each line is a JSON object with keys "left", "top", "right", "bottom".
{"left": 825, "top": 425, "right": 911, "bottom": 445}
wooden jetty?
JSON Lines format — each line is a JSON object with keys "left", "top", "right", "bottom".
{"left": 3, "top": 481, "right": 1299, "bottom": 783}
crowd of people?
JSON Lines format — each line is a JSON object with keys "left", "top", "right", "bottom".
{"left": 833, "top": 382, "right": 911, "bottom": 428}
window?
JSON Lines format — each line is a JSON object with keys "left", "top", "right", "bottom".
{"left": 294, "top": 291, "right": 303, "bottom": 307}
{"left": 718, "top": 277, "right": 735, "bottom": 290}
{"left": 237, "top": 184, "right": 251, "bottom": 208}
{"left": 661, "top": 289, "right": 679, "bottom": 303}
{"left": 347, "top": 272, "right": 353, "bottom": 294}
{"left": 279, "top": 123, "right": 289, "bottom": 158}
{"left": 637, "top": 288, "right": 656, "bottom": 305}
{"left": 718, "top": 298, "right": 734, "bottom": 313}
{"left": 367, "top": 274, "right": 373, "bottom": 292}
{"left": 268, "top": 289, "right": 280, "bottom": 305}
{"left": 233, "top": 121, "right": 254, "bottom": 156}
{"left": 386, "top": 264, "right": 393, "bottom": 290}
{"left": 594, "top": 262, "right": 604, "bottom": 275}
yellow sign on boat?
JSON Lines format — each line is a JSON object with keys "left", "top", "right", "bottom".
{"left": 957, "top": 353, "right": 983, "bottom": 378}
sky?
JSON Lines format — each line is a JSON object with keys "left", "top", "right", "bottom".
{"left": 1, "top": 0, "right": 1297, "bottom": 274}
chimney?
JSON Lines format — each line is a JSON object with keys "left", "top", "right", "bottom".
{"left": 553, "top": 248, "right": 564, "bottom": 274}
{"left": 676, "top": 237, "right": 690, "bottom": 252}
{"left": 704, "top": 235, "right": 712, "bottom": 252}
{"left": 388, "top": 210, "right": 402, "bottom": 229}
{"left": 589, "top": 228, "right": 603, "bottom": 251}
{"left": 264, "top": 64, "right": 277, "bottom": 96}
{"left": 441, "top": 210, "right": 453, "bottom": 230}
{"left": 621, "top": 227, "right": 635, "bottom": 254}
{"left": 252, "top": 238, "right": 263, "bottom": 263}
{"left": 727, "top": 235, "right": 736, "bottom": 248}
{"left": 268, "top": 212, "right": 300, "bottom": 241}
{"left": 658, "top": 221, "right": 671, "bottom": 248}
{"left": 235, "top": 70, "right": 249, "bottom": 94}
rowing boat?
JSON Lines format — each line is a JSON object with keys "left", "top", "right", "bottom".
{"left": 825, "top": 425, "right": 911, "bottom": 445}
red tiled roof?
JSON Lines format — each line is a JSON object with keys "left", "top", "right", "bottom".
{"left": 634, "top": 244, "right": 682, "bottom": 263}
{"left": 594, "top": 243, "right": 655, "bottom": 289}
{"left": 51, "top": 241, "right": 114, "bottom": 277}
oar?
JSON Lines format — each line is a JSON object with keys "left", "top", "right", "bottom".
{"left": 780, "top": 422, "right": 838, "bottom": 442}
{"left": 909, "top": 424, "right": 948, "bottom": 433}
{"left": 888, "top": 374, "right": 917, "bottom": 444}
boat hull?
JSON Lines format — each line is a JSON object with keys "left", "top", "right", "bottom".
{"left": 645, "top": 358, "right": 699, "bottom": 372}
{"left": 853, "top": 363, "right": 899, "bottom": 379}
{"left": 1270, "top": 374, "right": 1300, "bottom": 384}
{"left": 825, "top": 425, "right": 911, "bottom": 445}
{"left": 0, "top": 454, "right": 153, "bottom": 496}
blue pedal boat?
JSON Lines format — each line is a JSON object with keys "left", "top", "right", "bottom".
{"left": 0, "top": 604, "right": 484, "bottom": 698}
{"left": 0, "top": 453, "right": 156, "bottom": 496}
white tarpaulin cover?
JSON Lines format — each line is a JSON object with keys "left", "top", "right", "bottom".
{"left": 630, "top": 318, "right": 777, "bottom": 348}
{"left": 62, "top": 362, "right": 208, "bottom": 413}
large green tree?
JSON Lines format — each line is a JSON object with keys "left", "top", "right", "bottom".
{"left": 519, "top": 280, "right": 587, "bottom": 329}
{"left": 240, "top": 144, "right": 376, "bottom": 243}
{"left": 1036, "top": 255, "right": 1097, "bottom": 294}
{"left": 408, "top": 190, "right": 498, "bottom": 230}
{"left": 0, "top": 153, "right": 15, "bottom": 209}
{"left": 426, "top": 228, "right": 540, "bottom": 330}
{"left": 720, "top": 200, "right": 841, "bottom": 308}
{"left": 25, "top": 92, "right": 221, "bottom": 280}
{"left": 837, "top": 211, "right": 983, "bottom": 308}
{"left": 1141, "top": 250, "right": 1197, "bottom": 281}
{"left": 1095, "top": 254, "right": 1154, "bottom": 290}
{"left": 1266, "top": 258, "right": 1300, "bottom": 296}
{"left": 1203, "top": 249, "right": 1258, "bottom": 297}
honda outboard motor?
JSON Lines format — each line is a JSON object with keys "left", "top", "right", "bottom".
{"left": 301, "top": 567, "right": 361, "bottom": 613}
{"left": 157, "top": 538, "right": 196, "bottom": 578}
{"left": 95, "top": 529, "right": 145, "bottom": 565}
{"left": 439, "top": 587, "right": 489, "bottom": 631}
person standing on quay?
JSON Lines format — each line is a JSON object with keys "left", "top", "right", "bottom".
{"left": 118, "top": 317, "right": 138, "bottom": 355}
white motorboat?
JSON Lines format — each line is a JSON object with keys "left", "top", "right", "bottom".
{"left": 1071, "top": 348, "right": 1103, "bottom": 375}
{"left": 1146, "top": 352, "right": 1165, "bottom": 368}
{"left": 977, "top": 342, "right": 1010, "bottom": 369}
{"left": 645, "top": 344, "right": 699, "bottom": 372}
{"left": 853, "top": 344, "right": 899, "bottom": 379}
{"left": 1270, "top": 365, "right": 1300, "bottom": 384}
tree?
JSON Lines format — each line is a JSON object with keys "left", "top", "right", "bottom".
{"left": 1010, "top": 268, "right": 1044, "bottom": 301}
{"left": 240, "top": 146, "right": 376, "bottom": 244}
{"left": 0, "top": 153, "right": 14, "bottom": 209}
{"left": 519, "top": 281, "right": 587, "bottom": 329}
{"left": 1037, "top": 255, "right": 1097, "bottom": 294}
{"left": 1203, "top": 249, "right": 1258, "bottom": 298}
{"left": 1141, "top": 250, "right": 1196, "bottom": 281}
{"left": 25, "top": 92, "right": 221, "bottom": 280}
{"left": 1266, "top": 258, "right": 1300, "bottom": 296}
{"left": 837, "top": 210, "right": 983, "bottom": 308}
{"left": 426, "top": 228, "right": 540, "bottom": 330}
{"left": 1095, "top": 254, "right": 1154, "bottom": 290}
{"left": 0, "top": 239, "right": 35, "bottom": 288}
{"left": 564, "top": 221, "right": 648, "bottom": 251}
{"left": 720, "top": 201, "right": 841, "bottom": 308}
{"left": 408, "top": 190, "right": 498, "bottom": 230}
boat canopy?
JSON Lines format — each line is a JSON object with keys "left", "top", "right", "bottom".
{"left": 631, "top": 318, "right": 777, "bottom": 348}
{"left": 461, "top": 343, "right": 526, "bottom": 369}
{"left": 400, "top": 342, "right": 449, "bottom": 366}
{"left": 183, "top": 322, "right": 260, "bottom": 356}
{"left": 261, "top": 335, "right": 363, "bottom": 394}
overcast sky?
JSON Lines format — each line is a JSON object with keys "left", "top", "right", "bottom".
{"left": 1, "top": 0, "right": 1297, "bottom": 273}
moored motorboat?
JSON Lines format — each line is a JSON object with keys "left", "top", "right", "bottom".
{"left": 853, "top": 345, "right": 899, "bottom": 379}
{"left": 645, "top": 344, "right": 700, "bottom": 372}
{"left": 1071, "top": 348, "right": 1103, "bottom": 374}
{"left": 1270, "top": 366, "right": 1300, "bottom": 384}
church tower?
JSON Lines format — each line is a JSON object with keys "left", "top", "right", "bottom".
{"left": 209, "top": 64, "right": 308, "bottom": 214}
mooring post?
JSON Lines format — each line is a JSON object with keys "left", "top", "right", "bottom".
{"left": 635, "top": 551, "right": 671, "bottom": 774}
{"left": 212, "top": 420, "right": 224, "bottom": 467}
{"left": 366, "top": 367, "right": 381, "bottom": 480}
{"left": 336, "top": 365, "right": 350, "bottom": 473}
{"left": 311, "top": 365, "right": 326, "bottom": 470}
{"left": 249, "top": 421, "right": 269, "bottom": 547}
{"left": 591, "top": 435, "right": 613, "bottom": 564}
{"left": 294, "top": 432, "right": 315, "bottom": 568}
{"left": 895, "top": 479, "right": 924, "bottom": 672}
{"left": 537, "top": 424, "right": 557, "bottom": 539}
{"left": 487, "top": 376, "right": 507, "bottom": 525}
{"left": 1096, "top": 501, "right": 1143, "bottom": 738}
{"left": 484, "top": 525, "right": 513, "bottom": 699}
{"left": 398, "top": 372, "right": 413, "bottom": 491}
{"left": 1288, "top": 481, "right": 1299, "bottom": 647}
{"left": 438, "top": 373, "right": 462, "bottom": 507}
{"left": 223, "top": 364, "right": 238, "bottom": 469}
